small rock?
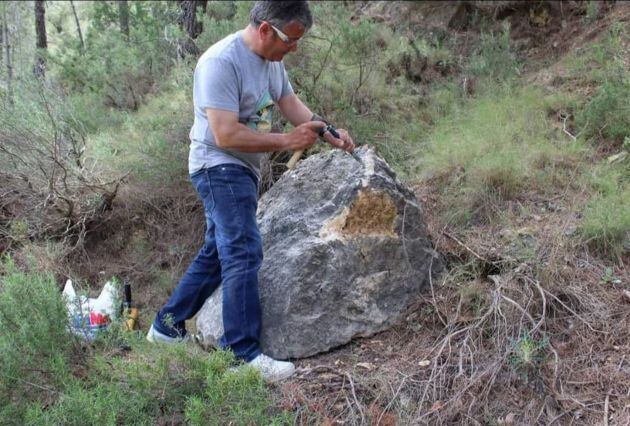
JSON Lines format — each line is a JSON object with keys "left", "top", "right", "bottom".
{"left": 430, "top": 400, "right": 443, "bottom": 411}
{"left": 564, "top": 225, "right": 577, "bottom": 236}
{"left": 607, "top": 151, "right": 627, "bottom": 164}
{"left": 357, "top": 362, "right": 375, "bottom": 370}
{"left": 499, "top": 229, "right": 515, "bottom": 239}
{"left": 498, "top": 412, "right": 516, "bottom": 425}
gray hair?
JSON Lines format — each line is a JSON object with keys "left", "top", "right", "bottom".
{"left": 250, "top": 1, "right": 313, "bottom": 31}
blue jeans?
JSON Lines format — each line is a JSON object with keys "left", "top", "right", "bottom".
{"left": 153, "top": 164, "right": 262, "bottom": 362}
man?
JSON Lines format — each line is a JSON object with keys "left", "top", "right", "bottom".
{"left": 147, "top": 1, "right": 355, "bottom": 382}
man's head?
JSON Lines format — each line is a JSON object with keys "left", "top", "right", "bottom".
{"left": 248, "top": 1, "right": 312, "bottom": 61}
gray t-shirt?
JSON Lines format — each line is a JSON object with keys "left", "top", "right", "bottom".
{"left": 189, "top": 30, "right": 294, "bottom": 178}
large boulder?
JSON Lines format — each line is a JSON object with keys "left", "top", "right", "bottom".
{"left": 197, "top": 147, "right": 441, "bottom": 359}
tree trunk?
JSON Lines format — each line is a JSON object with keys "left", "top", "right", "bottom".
{"left": 34, "top": 0, "right": 46, "bottom": 78}
{"left": 118, "top": 0, "right": 129, "bottom": 40}
{"left": 179, "top": 0, "right": 207, "bottom": 39}
{"left": 2, "top": 7, "right": 12, "bottom": 105}
{"left": 177, "top": 0, "right": 207, "bottom": 57}
{"left": 0, "top": 20, "right": 3, "bottom": 70}
{"left": 69, "top": 0, "right": 85, "bottom": 53}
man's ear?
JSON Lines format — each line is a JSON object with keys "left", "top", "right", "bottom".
{"left": 258, "top": 21, "right": 273, "bottom": 41}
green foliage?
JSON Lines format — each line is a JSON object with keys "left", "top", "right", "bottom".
{"left": 580, "top": 161, "right": 630, "bottom": 258}
{"left": 87, "top": 87, "right": 190, "bottom": 186}
{"left": 573, "top": 23, "right": 629, "bottom": 143}
{"left": 285, "top": 2, "right": 418, "bottom": 169}
{"left": 195, "top": 1, "right": 250, "bottom": 49}
{"left": 576, "top": 61, "right": 629, "bottom": 142}
{"left": 600, "top": 267, "right": 622, "bottom": 285}
{"left": 25, "top": 343, "right": 204, "bottom": 425}
{"left": 7, "top": 218, "right": 29, "bottom": 242}
{"left": 0, "top": 262, "right": 284, "bottom": 424}
{"left": 413, "top": 38, "right": 454, "bottom": 70}
{"left": 186, "top": 361, "right": 290, "bottom": 425}
{"left": 0, "top": 77, "right": 121, "bottom": 242}
{"left": 427, "top": 81, "right": 463, "bottom": 122}
{"left": 50, "top": 2, "right": 182, "bottom": 116}
{"left": 0, "top": 260, "right": 76, "bottom": 417}
{"left": 417, "top": 87, "right": 583, "bottom": 224}
{"left": 584, "top": 1, "right": 600, "bottom": 24}
{"left": 466, "top": 23, "right": 520, "bottom": 82}
{"left": 508, "top": 333, "right": 548, "bottom": 378}
{"left": 25, "top": 344, "right": 287, "bottom": 426}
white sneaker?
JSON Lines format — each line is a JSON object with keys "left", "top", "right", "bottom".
{"left": 146, "top": 324, "right": 190, "bottom": 344}
{"left": 247, "top": 354, "right": 295, "bottom": 383}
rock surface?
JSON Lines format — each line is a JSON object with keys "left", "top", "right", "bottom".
{"left": 197, "top": 147, "right": 441, "bottom": 359}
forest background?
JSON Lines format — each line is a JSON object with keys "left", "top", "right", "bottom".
{"left": 0, "top": 1, "right": 628, "bottom": 424}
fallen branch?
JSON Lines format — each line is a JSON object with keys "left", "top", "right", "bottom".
{"left": 560, "top": 113, "right": 577, "bottom": 141}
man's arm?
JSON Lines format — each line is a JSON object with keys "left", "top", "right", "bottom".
{"left": 276, "top": 94, "right": 355, "bottom": 152}
{"left": 206, "top": 108, "right": 324, "bottom": 153}
{"left": 276, "top": 93, "right": 313, "bottom": 126}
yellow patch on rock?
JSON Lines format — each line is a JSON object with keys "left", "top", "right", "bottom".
{"left": 319, "top": 190, "right": 397, "bottom": 240}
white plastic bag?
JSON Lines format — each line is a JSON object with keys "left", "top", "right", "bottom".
{"left": 63, "top": 279, "right": 117, "bottom": 340}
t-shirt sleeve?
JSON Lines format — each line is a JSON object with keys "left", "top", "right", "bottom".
{"left": 194, "top": 57, "right": 239, "bottom": 112}
{"left": 277, "top": 63, "right": 294, "bottom": 100}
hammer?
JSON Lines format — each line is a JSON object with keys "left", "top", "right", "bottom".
{"left": 287, "top": 125, "right": 359, "bottom": 169}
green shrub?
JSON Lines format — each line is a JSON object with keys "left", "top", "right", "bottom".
{"left": 87, "top": 87, "right": 190, "bottom": 186}
{"left": 26, "top": 343, "right": 205, "bottom": 425}
{"left": 580, "top": 163, "right": 630, "bottom": 258}
{"left": 0, "top": 262, "right": 285, "bottom": 424}
{"left": 466, "top": 22, "right": 520, "bottom": 82}
{"left": 417, "top": 87, "right": 584, "bottom": 224}
{"left": 50, "top": 2, "right": 181, "bottom": 115}
{"left": 0, "top": 261, "right": 77, "bottom": 418}
{"left": 571, "top": 22, "right": 629, "bottom": 143}
{"left": 186, "top": 360, "right": 290, "bottom": 426}
{"left": 284, "top": 2, "right": 415, "bottom": 168}
{"left": 508, "top": 333, "right": 548, "bottom": 379}
{"left": 195, "top": 2, "right": 249, "bottom": 50}
{"left": 584, "top": 1, "right": 600, "bottom": 24}
{"left": 25, "top": 344, "right": 288, "bottom": 426}
{"left": 0, "top": 78, "right": 121, "bottom": 243}
{"left": 576, "top": 60, "right": 630, "bottom": 143}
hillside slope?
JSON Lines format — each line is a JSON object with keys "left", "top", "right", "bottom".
{"left": 0, "top": 1, "right": 627, "bottom": 424}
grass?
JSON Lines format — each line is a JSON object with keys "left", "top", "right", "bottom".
{"left": 87, "top": 85, "right": 191, "bottom": 186}
{"left": 580, "top": 162, "right": 630, "bottom": 258}
{"left": 415, "top": 86, "right": 585, "bottom": 225}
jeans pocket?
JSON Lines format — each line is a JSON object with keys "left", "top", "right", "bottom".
{"left": 214, "top": 164, "right": 258, "bottom": 186}
{"left": 191, "top": 169, "right": 215, "bottom": 213}
{"left": 189, "top": 168, "right": 205, "bottom": 179}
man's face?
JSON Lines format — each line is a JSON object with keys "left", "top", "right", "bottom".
{"left": 261, "top": 20, "right": 305, "bottom": 61}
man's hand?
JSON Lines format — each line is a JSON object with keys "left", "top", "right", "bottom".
{"left": 321, "top": 127, "right": 355, "bottom": 153}
{"left": 283, "top": 121, "right": 326, "bottom": 151}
